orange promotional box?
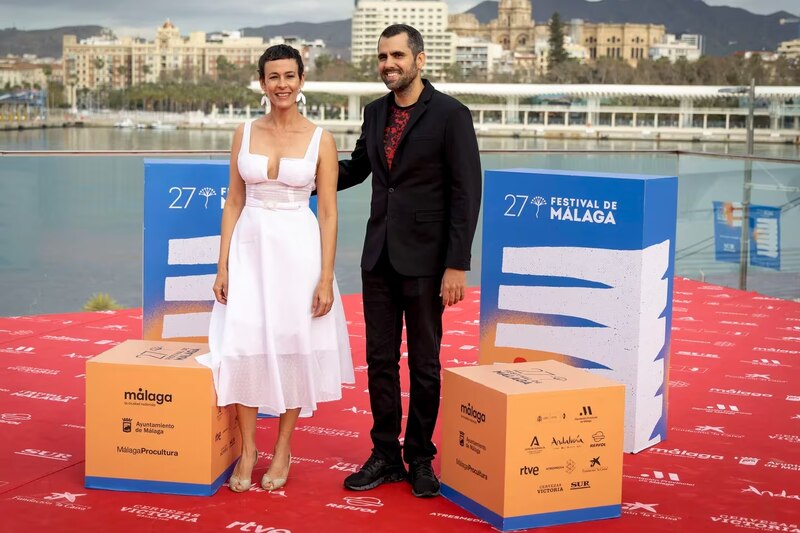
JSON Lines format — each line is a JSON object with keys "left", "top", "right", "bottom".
{"left": 441, "top": 361, "right": 624, "bottom": 531}
{"left": 85, "top": 340, "right": 240, "bottom": 496}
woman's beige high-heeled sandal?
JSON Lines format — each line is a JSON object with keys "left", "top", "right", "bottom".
{"left": 261, "top": 453, "right": 291, "bottom": 491}
{"left": 229, "top": 449, "right": 257, "bottom": 493}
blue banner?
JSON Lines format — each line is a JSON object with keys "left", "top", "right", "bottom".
{"left": 749, "top": 205, "right": 781, "bottom": 271}
{"left": 713, "top": 201, "right": 742, "bottom": 264}
{"left": 143, "top": 160, "right": 229, "bottom": 341}
{"left": 479, "top": 169, "right": 678, "bottom": 453}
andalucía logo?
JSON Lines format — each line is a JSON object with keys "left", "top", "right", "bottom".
{"left": 124, "top": 388, "right": 173, "bottom": 405}
{"left": 552, "top": 435, "right": 584, "bottom": 448}
{"left": 742, "top": 486, "right": 800, "bottom": 500}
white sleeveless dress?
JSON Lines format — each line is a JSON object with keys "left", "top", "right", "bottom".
{"left": 199, "top": 120, "right": 354, "bottom": 415}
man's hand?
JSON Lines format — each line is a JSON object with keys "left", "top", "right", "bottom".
{"left": 440, "top": 268, "right": 466, "bottom": 307}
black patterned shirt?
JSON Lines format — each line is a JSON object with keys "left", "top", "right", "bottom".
{"left": 384, "top": 102, "right": 415, "bottom": 171}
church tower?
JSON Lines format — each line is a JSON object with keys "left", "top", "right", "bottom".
{"left": 495, "top": 0, "right": 534, "bottom": 51}
{"left": 498, "top": 0, "right": 533, "bottom": 27}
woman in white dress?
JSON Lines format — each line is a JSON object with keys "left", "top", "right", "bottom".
{"left": 204, "top": 45, "right": 354, "bottom": 493}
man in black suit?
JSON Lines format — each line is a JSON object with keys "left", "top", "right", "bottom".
{"left": 338, "top": 24, "right": 482, "bottom": 498}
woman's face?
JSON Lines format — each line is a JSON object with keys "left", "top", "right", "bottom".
{"left": 260, "top": 58, "right": 303, "bottom": 111}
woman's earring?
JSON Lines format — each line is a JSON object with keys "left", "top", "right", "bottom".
{"left": 261, "top": 94, "right": 270, "bottom": 113}
{"left": 296, "top": 92, "right": 306, "bottom": 106}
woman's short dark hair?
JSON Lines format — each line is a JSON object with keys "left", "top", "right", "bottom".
{"left": 257, "top": 44, "right": 304, "bottom": 81}
{"left": 379, "top": 24, "right": 424, "bottom": 58}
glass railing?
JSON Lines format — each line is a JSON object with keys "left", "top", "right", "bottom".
{"left": 0, "top": 150, "right": 798, "bottom": 316}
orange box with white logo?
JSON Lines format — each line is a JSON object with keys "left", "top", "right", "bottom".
{"left": 441, "top": 360, "right": 624, "bottom": 531}
{"left": 85, "top": 340, "right": 240, "bottom": 495}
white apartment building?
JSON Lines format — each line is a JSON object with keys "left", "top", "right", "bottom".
{"left": 649, "top": 34, "right": 703, "bottom": 62}
{"left": 0, "top": 63, "right": 49, "bottom": 89}
{"left": 351, "top": 0, "right": 455, "bottom": 78}
{"left": 267, "top": 36, "right": 327, "bottom": 72}
{"left": 777, "top": 38, "right": 800, "bottom": 59}
{"left": 63, "top": 20, "right": 267, "bottom": 91}
{"left": 455, "top": 37, "right": 505, "bottom": 78}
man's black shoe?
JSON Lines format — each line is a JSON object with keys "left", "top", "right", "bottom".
{"left": 409, "top": 458, "right": 440, "bottom": 497}
{"left": 344, "top": 454, "right": 407, "bottom": 491}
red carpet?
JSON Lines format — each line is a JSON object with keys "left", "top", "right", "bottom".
{"left": 1, "top": 278, "right": 798, "bottom": 532}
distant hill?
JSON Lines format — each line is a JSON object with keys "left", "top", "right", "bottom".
{"left": 0, "top": 26, "right": 103, "bottom": 58}
{"left": 241, "top": 20, "right": 351, "bottom": 57}
{"left": 3, "top": 0, "right": 798, "bottom": 60}
{"left": 466, "top": 0, "right": 798, "bottom": 56}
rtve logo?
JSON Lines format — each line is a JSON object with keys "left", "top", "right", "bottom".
{"left": 519, "top": 465, "right": 540, "bottom": 476}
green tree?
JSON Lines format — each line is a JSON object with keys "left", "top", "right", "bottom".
{"left": 548, "top": 12, "right": 569, "bottom": 70}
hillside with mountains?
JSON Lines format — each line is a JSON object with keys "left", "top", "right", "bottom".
{"left": 0, "top": 26, "right": 103, "bottom": 58}
{"left": 241, "top": 20, "right": 351, "bottom": 56}
{"left": 1, "top": 0, "right": 797, "bottom": 59}
{"left": 467, "top": 0, "right": 798, "bottom": 56}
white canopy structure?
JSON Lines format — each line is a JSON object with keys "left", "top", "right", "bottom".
{"left": 250, "top": 81, "right": 800, "bottom": 137}
{"left": 300, "top": 82, "right": 800, "bottom": 101}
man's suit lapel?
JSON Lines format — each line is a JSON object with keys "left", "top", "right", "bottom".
{"left": 374, "top": 94, "right": 390, "bottom": 181}
{"left": 395, "top": 101, "right": 427, "bottom": 152}
{"left": 395, "top": 81, "right": 434, "bottom": 153}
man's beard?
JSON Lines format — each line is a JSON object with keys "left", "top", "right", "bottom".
{"left": 382, "top": 64, "right": 418, "bottom": 92}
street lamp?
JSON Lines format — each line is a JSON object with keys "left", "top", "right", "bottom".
{"left": 718, "top": 79, "right": 756, "bottom": 290}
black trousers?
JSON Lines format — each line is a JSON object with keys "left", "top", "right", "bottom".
{"left": 361, "top": 251, "right": 444, "bottom": 464}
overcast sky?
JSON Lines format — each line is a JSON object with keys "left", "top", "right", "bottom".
{"left": 2, "top": 0, "right": 797, "bottom": 37}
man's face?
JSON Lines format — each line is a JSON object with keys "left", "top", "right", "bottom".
{"left": 377, "top": 33, "right": 424, "bottom": 92}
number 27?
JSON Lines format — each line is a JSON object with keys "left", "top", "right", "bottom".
{"left": 169, "top": 187, "right": 196, "bottom": 209}
{"left": 504, "top": 194, "right": 529, "bottom": 217}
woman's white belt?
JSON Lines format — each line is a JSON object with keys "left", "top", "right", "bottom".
{"left": 245, "top": 197, "right": 307, "bottom": 210}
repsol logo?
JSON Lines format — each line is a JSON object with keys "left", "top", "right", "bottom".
{"left": 460, "top": 403, "right": 486, "bottom": 424}
{"left": 124, "top": 388, "right": 173, "bottom": 405}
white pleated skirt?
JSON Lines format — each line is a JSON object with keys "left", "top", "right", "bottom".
{"left": 198, "top": 204, "right": 354, "bottom": 416}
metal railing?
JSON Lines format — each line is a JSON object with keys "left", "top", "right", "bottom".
{"left": 0, "top": 148, "right": 798, "bottom": 316}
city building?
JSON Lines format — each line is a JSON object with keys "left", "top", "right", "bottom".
{"left": 677, "top": 34, "right": 705, "bottom": 55}
{"left": 62, "top": 20, "right": 269, "bottom": 94}
{"left": 267, "top": 36, "right": 327, "bottom": 72}
{"left": 455, "top": 37, "right": 505, "bottom": 78}
{"left": 0, "top": 62, "right": 49, "bottom": 89}
{"left": 448, "top": 0, "right": 543, "bottom": 52}
{"left": 777, "top": 38, "right": 800, "bottom": 60}
{"left": 448, "top": 0, "right": 665, "bottom": 69}
{"left": 577, "top": 22, "right": 665, "bottom": 66}
{"left": 649, "top": 34, "right": 703, "bottom": 63}
{"left": 0, "top": 54, "right": 61, "bottom": 89}
{"left": 351, "top": 0, "right": 455, "bottom": 78}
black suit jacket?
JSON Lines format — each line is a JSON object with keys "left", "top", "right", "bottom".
{"left": 338, "top": 80, "right": 482, "bottom": 277}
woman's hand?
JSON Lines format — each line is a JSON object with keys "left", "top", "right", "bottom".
{"left": 213, "top": 270, "right": 228, "bottom": 304}
{"left": 312, "top": 279, "right": 334, "bottom": 317}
